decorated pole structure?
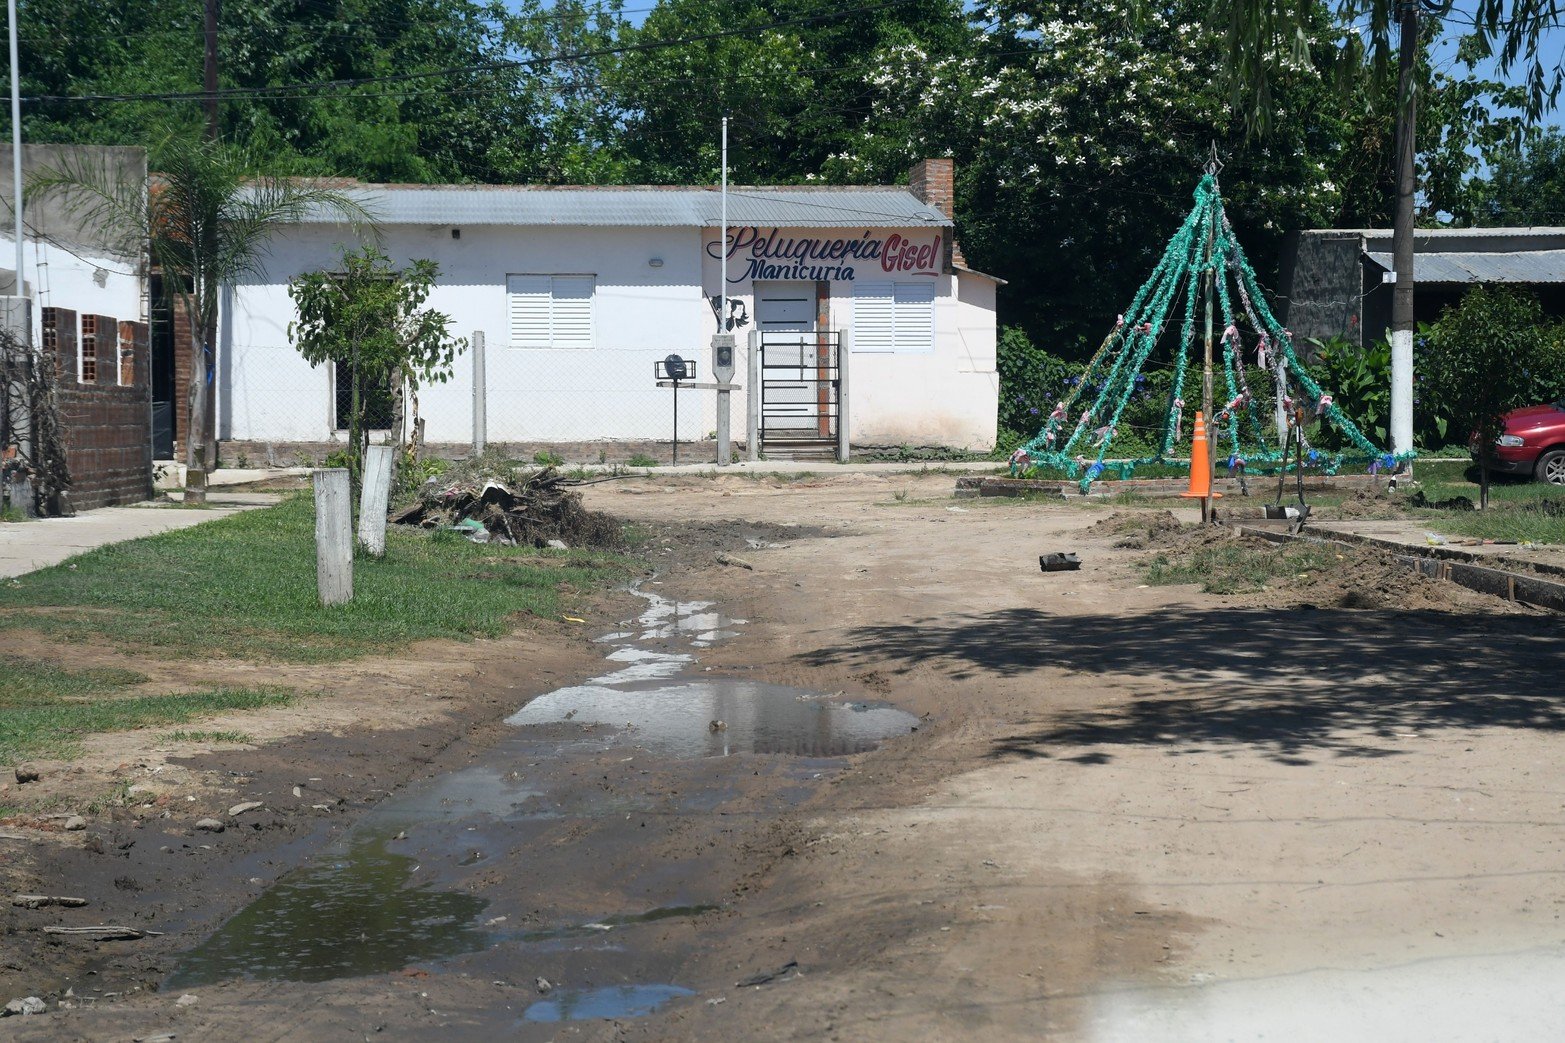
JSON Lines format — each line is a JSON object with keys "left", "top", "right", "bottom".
{"left": 1010, "top": 170, "right": 1410, "bottom": 495}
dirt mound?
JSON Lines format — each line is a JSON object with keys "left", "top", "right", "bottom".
{"left": 1268, "top": 544, "right": 1522, "bottom": 613}
{"left": 1324, "top": 488, "right": 1405, "bottom": 519}
{"left": 1093, "top": 509, "right": 1186, "bottom": 549}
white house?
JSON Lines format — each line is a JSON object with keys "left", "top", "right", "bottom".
{"left": 217, "top": 159, "right": 999, "bottom": 459}
{"left": 1, "top": 144, "right": 148, "bottom": 347}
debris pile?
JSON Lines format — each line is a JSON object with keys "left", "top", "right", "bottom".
{"left": 390, "top": 467, "right": 620, "bottom": 548}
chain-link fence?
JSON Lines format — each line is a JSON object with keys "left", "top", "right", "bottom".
{"left": 218, "top": 346, "right": 743, "bottom": 467}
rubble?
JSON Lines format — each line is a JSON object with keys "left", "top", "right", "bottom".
{"left": 390, "top": 467, "right": 620, "bottom": 548}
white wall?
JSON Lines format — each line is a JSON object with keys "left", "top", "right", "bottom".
{"left": 222, "top": 224, "right": 713, "bottom": 443}
{"left": 0, "top": 233, "right": 143, "bottom": 367}
{"left": 223, "top": 220, "right": 997, "bottom": 451}
{"left": 841, "top": 271, "right": 998, "bottom": 449}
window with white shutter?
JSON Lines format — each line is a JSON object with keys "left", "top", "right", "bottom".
{"left": 893, "top": 281, "right": 935, "bottom": 352}
{"left": 853, "top": 280, "right": 935, "bottom": 353}
{"left": 507, "top": 274, "right": 596, "bottom": 348}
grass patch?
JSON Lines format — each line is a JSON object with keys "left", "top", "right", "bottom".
{"left": 162, "top": 729, "right": 255, "bottom": 744}
{"left": 1430, "top": 501, "right": 1565, "bottom": 545}
{"left": 1144, "top": 540, "right": 1344, "bottom": 595}
{"left": 1401, "top": 468, "right": 1565, "bottom": 544}
{"left": 0, "top": 656, "right": 293, "bottom": 761}
{"left": 626, "top": 453, "right": 659, "bottom": 468}
{"left": 0, "top": 494, "right": 636, "bottom": 662}
{"left": 2, "top": 656, "right": 147, "bottom": 699}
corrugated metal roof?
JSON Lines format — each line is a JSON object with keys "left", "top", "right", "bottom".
{"left": 293, "top": 186, "right": 952, "bottom": 228}
{"left": 1365, "top": 249, "right": 1565, "bottom": 284}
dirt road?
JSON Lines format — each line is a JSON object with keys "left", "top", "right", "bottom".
{"left": 7, "top": 472, "right": 1565, "bottom": 1040}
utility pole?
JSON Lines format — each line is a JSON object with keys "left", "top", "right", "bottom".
{"left": 1389, "top": 0, "right": 1418, "bottom": 459}
{"left": 6, "top": 0, "right": 33, "bottom": 477}
{"left": 7, "top": 0, "right": 20, "bottom": 289}
{"left": 712, "top": 115, "right": 735, "bottom": 467}
{"left": 203, "top": 0, "right": 219, "bottom": 140}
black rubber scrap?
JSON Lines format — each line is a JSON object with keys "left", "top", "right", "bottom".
{"left": 737, "top": 960, "right": 800, "bottom": 988}
{"left": 1039, "top": 552, "right": 1081, "bottom": 572}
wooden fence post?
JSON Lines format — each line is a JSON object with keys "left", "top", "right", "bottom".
{"left": 358, "top": 444, "right": 394, "bottom": 558}
{"left": 314, "top": 468, "right": 353, "bottom": 606}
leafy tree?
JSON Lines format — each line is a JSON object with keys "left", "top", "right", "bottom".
{"left": 612, "top": 0, "right": 969, "bottom": 183}
{"left": 1421, "top": 286, "right": 1565, "bottom": 507}
{"left": 26, "top": 136, "right": 368, "bottom": 499}
{"left": 822, "top": 0, "right": 1378, "bottom": 352}
{"left": 289, "top": 246, "right": 465, "bottom": 493}
{"left": 1469, "top": 127, "right": 1565, "bottom": 225}
{"left": 10, "top": 0, "right": 629, "bottom": 184}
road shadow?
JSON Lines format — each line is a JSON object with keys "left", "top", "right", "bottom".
{"left": 798, "top": 605, "right": 1565, "bottom": 765}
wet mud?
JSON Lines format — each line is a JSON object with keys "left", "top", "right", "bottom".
{"left": 158, "top": 586, "right": 916, "bottom": 1019}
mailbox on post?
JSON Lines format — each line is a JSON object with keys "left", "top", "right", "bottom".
{"left": 654, "top": 355, "right": 696, "bottom": 464}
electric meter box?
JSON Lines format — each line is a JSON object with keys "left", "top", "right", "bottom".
{"left": 711, "top": 334, "right": 736, "bottom": 382}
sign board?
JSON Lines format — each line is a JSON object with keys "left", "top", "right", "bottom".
{"left": 707, "top": 228, "right": 942, "bottom": 283}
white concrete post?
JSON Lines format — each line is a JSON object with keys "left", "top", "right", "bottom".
{"left": 1390, "top": 329, "right": 1413, "bottom": 456}
{"left": 471, "top": 330, "right": 486, "bottom": 455}
{"left": 357, "top": 444, "right": 394, "bottom": 558}
{"left": 746, "top": 329, "right": 760, "bottom": 461}
{"left": 313, "top": 468, "right": 353, "bottom": 606}
{"left": 836, "top": 328, "right": 850, "bottom": 464}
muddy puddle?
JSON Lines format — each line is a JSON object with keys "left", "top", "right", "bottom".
{"left": 167, "top": 586, "right": 916, "bottom": 1009}
{"left": 521, "top": 984, "right": 695, "bottom": 1022}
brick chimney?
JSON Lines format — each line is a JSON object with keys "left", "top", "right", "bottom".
{"left": 907, "top": 158, "right": 966, "bottom": 268}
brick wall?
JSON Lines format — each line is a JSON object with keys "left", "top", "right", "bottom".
{"left": 907, "top": 158, "right": 967, "bottom": 268}
{"left": 42, "top": 306, "right": 153, "bottom": 510}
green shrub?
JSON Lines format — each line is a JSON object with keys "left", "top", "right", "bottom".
{"left": 1312, "top": 335, "right": 1392, "bottom": 448}
{"left": 996, "top": 326, "right": 1076, "bottom": 439}
{"left": 1421, "top": 286, "right": 1565, "bottom": 443}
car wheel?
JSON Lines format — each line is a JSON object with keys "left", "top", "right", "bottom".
{"left": 1537, "top": 449, "right": 1565, "bottom": 485}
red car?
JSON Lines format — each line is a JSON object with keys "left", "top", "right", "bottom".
{"left": 1471, "top": 398, "right": 1565, "bottom": 484}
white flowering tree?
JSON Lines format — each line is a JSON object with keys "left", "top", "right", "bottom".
{"left": 821, "top": 0, "right": 1522, "bottom": 354}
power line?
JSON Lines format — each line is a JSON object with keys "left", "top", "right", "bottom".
{"left": 21, "top": 0, "right": 927, "bottom": 104}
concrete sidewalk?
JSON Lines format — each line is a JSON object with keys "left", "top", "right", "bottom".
{"left": 0, "top": 494, "right": 278, "bottom": 579}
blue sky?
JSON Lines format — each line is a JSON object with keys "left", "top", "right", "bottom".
{"left": 1427, "top": 0, "right": 1564, "bottom": 131}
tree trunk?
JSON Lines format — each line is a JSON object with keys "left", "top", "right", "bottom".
{"left": 388, "top": 365, "right": 406, "bottom": 490}
{"left": 184, "top": 337, "right": 209, "bottom": 505}
{"left": 202, "top": 315, "right": 218, "bottom": 472}
{"left": 348, "top": 346, "right": 363, "bottom": 499}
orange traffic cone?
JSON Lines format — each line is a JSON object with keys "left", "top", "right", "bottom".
{"left": 1179, "top": 411, "right": 1222, "bottom": 500}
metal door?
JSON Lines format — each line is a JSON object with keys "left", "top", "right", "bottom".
{"left": 755, "top": 283, "right": 838, "bottom": 444}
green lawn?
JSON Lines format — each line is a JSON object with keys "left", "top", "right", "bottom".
{"left": 0, "top": 495, "right": 636, "bottom": 662}
{"left": 0, "top": 655, "right": 292, "bottom": 761}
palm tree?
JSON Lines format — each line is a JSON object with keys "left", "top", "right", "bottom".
{"left": 1219, "top": 0, "right": 1561, "bottom": 460}
{"left": 27, "top": 137, "right": 371, "bottom": 501}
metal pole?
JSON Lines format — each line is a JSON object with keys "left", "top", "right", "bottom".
{"left": 720, "top": 116, "right": 727, "bottom": 334}
{"left": 715, "top": 116, "right": 729, "bottom": 468}
{"left": 836, "top": 328, "right": 850, "bottom": 463}
{"left": 747, "top": 328, "right": 759, "bottom": 461}
{"left": 1389, "top": 0, "right": 1418, "bottom": 459}
{"left": 672, "top": 379, "right": 679, "bottom": 466}
{"left": 8, "top": 0, "right": 23, "bottom": 289}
